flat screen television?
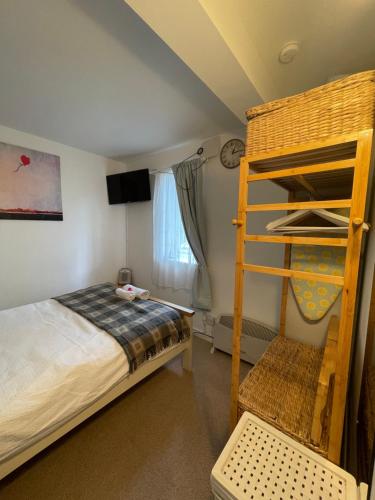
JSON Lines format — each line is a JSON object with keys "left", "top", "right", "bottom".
{"left": 106, "top": 168, "right": 151, "bottom": 204}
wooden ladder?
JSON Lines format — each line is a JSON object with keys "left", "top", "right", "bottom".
{"left": 231, "top": 130, "right": 374, "bottom": 463}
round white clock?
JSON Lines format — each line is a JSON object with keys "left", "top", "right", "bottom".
{"left": 220, "top": 139, "right": 245, "bottom": 169}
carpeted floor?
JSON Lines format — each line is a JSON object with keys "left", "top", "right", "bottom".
{"left": 0, "top": 337, "right": 249, "bottom": 500}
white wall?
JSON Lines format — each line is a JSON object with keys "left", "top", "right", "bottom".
{"left": 0, "top": 125, "right": 126, "bottom": 310}
{"left": 125, "top": 132, "right": 288, "bottom": 332}
{"left": 286, "top": 291, "right": 342, "bottom": 347}
{"left": 125, "top": 132, "right": 346, "bottom": 345}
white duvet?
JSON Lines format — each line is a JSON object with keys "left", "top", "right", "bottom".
{"left": 0, "top": 299, "right": 129, "bottom": 462}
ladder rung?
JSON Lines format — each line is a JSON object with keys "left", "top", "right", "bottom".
{"left": 247, "top": 158, "right": 355, "bottom": 182}
{"left": 243, "top": 264, "right": 344, "bottom": 285}
{"left": 245, "top": 235, "right": 348, "bottom": 247}
{"left": 246, "top": 199, "right": 352, "bottom": 212}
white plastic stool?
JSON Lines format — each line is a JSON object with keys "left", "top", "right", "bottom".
{"left": 211, "top": 412, "right": 367, "bottom": 499}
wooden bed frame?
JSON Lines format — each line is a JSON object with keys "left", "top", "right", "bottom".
{"left": 0, "top": 297, "right": 194, "bottom": 480}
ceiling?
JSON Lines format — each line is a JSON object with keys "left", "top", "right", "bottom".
{"left": 199, "top": 0, "right": 375, "bottom": 101}
{"left": 0, "top": 0, "right": 241, "bottom": 159}
{"left": 127, "top": 0, "right": 375, "bottom": 121}
{"left": 1, "top": 0, "right": 374, "bottom": 159}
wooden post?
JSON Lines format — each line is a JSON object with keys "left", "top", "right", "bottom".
{"left": 182, "top": 316, "right": 193, "bottom": 372}
{"left": 328, "top": 130, "right": 373, "bottom": 463}
{"left": 230, "top": 157, "right": 249, "bottom": 430}
{"left": 279, "top": 192, "right": 295, "bottom": 336}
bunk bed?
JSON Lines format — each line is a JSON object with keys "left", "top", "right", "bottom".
{"left": 231, "top": 71, "right": 375, "bottom": 465}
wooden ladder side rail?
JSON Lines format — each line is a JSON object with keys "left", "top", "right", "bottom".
{"left": 311, "top": 315, "right": 340, "bottom": 449}
{"left": 279, "top": 243, "right": 291, "bottom": 337}
{"left": 279, "top": 192, "right": 295, "bottom": 336}
{"left": 230, "top": 157, "right": 249, "bottom": 430}
{"left": 328, "top": 129, "right": 374, "bottom": 464}
{"left": 247, "top": 158, "right": 355, "bottom": 183}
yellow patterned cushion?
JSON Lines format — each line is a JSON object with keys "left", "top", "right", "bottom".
{"left": 290, "top": 245, "right": 344, "bottom": 321}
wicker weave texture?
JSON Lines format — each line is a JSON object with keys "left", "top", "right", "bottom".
{"left": 246, "top": 70, "right": 375, "bottom": 155}
{"left": 238, "top": 336, "right": 325, "bottom": 453}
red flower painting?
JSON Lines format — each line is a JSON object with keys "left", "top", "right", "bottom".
{"left": 0, "top": 142, "right": 62, "bottom": 220}
{"left": 14, "top": 155, "right": 31, "bottom": 173}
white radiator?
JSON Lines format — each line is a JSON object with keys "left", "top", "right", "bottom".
{"left": 212, "top": 314, "right": 277, "bottom": 365}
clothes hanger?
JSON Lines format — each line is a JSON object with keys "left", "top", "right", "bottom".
{"left": 266, "top": 208, "right": 369, "bottom": 233}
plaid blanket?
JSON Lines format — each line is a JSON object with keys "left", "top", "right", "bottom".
{"left": 54, "top": 283, "right": 190, "bottom": 373}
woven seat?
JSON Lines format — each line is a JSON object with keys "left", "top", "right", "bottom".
{"left": 238, "top": 336, "right": 327, "bottom": 454}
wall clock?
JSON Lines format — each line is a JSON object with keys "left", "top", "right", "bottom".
{"left": 220, "top": 139, "right": 245, "bottom": 169}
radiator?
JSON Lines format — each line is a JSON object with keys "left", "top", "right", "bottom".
{"left": 212, "top": 315, "right": 277, "bottom": 365}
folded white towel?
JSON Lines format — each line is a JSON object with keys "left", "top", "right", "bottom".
{"left": 122, "top": 284, "right": 150, "bottom": 300}
{"left": 115, "top": 287, "right": 136, "bottom": 301}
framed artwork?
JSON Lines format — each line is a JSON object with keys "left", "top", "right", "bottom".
{"left": 0, "top": 142, "right": 63, "bottom": 220}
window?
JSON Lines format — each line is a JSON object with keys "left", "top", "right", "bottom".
{"left": 153, "top": 172, "right": 196, "bottom": 290}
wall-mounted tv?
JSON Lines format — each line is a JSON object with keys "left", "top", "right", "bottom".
{"left": 106, "top": 168, "right": 151, "bottom": 204}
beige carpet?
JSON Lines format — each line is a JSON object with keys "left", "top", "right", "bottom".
{"left": 0, "top": 337, "right": 249, "bottom": 500}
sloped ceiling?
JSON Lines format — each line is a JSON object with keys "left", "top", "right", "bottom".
{"left": 199, "top": 0, "right": 375, "bottom": 100}
{"left": 0, "top": 0, "right": 241, "bottom": 158}
{"left": 1, "top": 0, "right": 373, "bottom": 158}
{"left": 127, "top": 0, "right": 375, "bottom": 120}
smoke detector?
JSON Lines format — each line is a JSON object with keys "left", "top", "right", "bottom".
{"left": 279, "top": 41, "right": 300, "bottom": 64}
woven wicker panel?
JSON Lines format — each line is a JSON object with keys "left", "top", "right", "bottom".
{"left": 246, "top": 70, "right": 375, "bottom": 155}
{"left": 238, "top": 336, "right": 326, "bottom": 454}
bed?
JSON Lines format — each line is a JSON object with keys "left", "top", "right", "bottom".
{"left": 0, "top": 284, "right": 194, "bottom": 480}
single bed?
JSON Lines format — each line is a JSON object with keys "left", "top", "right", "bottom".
{"left": 0, "top": 286, "right": 194, "bottom": 480}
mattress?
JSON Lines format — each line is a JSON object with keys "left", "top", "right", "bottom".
{"left": 0, "top": 299, "right": 129, "bottom": 463}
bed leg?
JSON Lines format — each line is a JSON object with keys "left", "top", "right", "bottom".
{"left": 183, "top": 318, "right": 193, "bottom": 371}
{"left": 183, "top": 339, "right": 193, "bottom": 371}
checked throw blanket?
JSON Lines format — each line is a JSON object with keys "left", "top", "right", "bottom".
{"left": 54, "top": 283, "right": 190, "bottom": 373}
